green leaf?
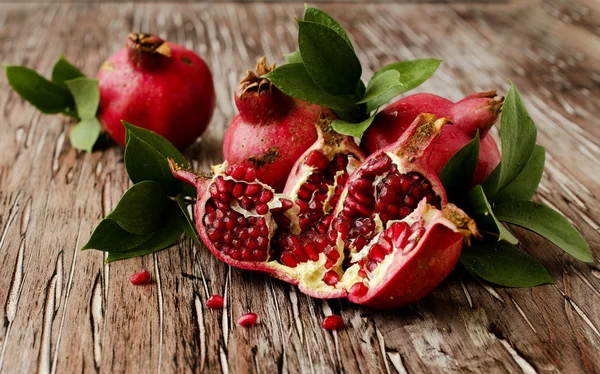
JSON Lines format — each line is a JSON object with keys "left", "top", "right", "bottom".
{"left": 69, "top": 117, "right": 101, "bottom": 152}
{"left": 495, "top": 84, "right": 537, "bottom": 192}
{"left": 81, "top": 218, "right": 152, "bottom": 252}
{"left": 467, "top": 185, "right": 518, "bottom": 244}
{"left": 65, "top": 77, "right": 99, "bottom": 120}
{"left": 331, "top": 114, "right": 376, "bottom": 140}
{"left": 494, "top": 201, "right": 593, "bottom": 263}
{"left": 297, "top": 20, "right": 361, "bottom": 95}
{"left": 107, "top": 181, "right": 167, "bottom": 235}
{"left": 106, "top": 201, "right": 185, "bottom": 263}
{"left": 357, "top": 70, "right": 400, "bottom": 105}
{"left": 460, "top": 240, "right": 553, "bottom": 287}
{"left": 51, "top": 55, "right": 85, "bottom": 88}
{"left": 285, "top": 50, "right": 303, "bottom": 64}
{"left": 493, "top": 145, "right": 545, "bottom": 203}
{"left": 439, "top": 131, "right": 480, "bottom": 202}
{"left": 5, "top": 65, "right": 76, "bottom": 115}
{"left": 176, "top": 194, "right": 202, "bottom": 246}
{"left": 303, "top": 5, "right": 352, "bottom": 48}
{"left": 364, "top": 59, "right": 441, "bottom": 112}
{"left": 123, "top": 121, "right": 194, "bottom": 197}
{"left": 264, "top": 63, "right": 361, "bottom": 120}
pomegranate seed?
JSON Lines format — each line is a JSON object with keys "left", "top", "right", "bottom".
{"left": 245, "top": 183, "right": 261, "bottom": 197}
{"left": 232, "top": 183, "right": 245, "bottom": 198}
{"left": 244, "top": 168, "right": 256, "bottom": 182}
{"left": 207, "top": 295, "right": 224, "bottom": 309}
{"left": 322, "top": 315, "right": 344, "bottom": 330}
{"left": 304, "top": 243, "right": 320, "bottom": 262}
{"left": 237, "top": 312, "right": 258, "bottom": 327}
{"left": 349, "top": 282, "right": 368, "bottom": 297}
{"left": 368, "top": 245, "right": 386, "bottom": 262}
{"left": 280, "top": 252, "right": 299, "bottom": 268}
{"left": 255, "top": 203, "right": 269, "bottom": 215}
{"left": 322, "top": 270, "right": 340, "bottom": 285}
{"left": 130, "top": 270, "right": 151, "bottom": 285}
{"left": 293, "top": 245, "right": 309, "bottom": 263}
{"left": 259, "top": 190, "right": 273, "bottom": 203}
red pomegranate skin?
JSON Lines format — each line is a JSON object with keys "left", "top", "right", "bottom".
{"left": 97, "top": 33, "right": 215, "bottom": 150}
{"left": 363, "top": 91, "right": 503, "bottom": 186}
{"left": 223, "top": 57, "right": 334, "bottom": 192}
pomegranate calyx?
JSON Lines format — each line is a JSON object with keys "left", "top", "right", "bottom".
{"left": 442, "top": 204, "right": 482, "bottom": 246}
{"left": 126, "top": 33, "right": 172, "bottom": 66}
{"left": 239, "top": 56, "right": 276, "bottom": 96}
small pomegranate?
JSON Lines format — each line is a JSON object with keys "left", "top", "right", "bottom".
{"left": 237, "top": 313, "right": 258, "bottom": 327}
{"left": 170, "top": 114, "right": 479, "bottom": 309}
{"left": 130, "top": 270, "right": 151, "bottom": 285}
{"left": 207, "top": 295, "right": 224, "bottom": 309}
{"left": 97, "top": 33, "right": 216, "bottom": 150}
{"left": 322, "top": 315, "right": 344, "bottom": 330}
{"left": 363, "top": 91, "right": 503, "bottom": 186}
{"left": 223, "top": 57, "right": 335, "bottom": 192}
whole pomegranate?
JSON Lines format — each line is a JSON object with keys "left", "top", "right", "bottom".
{"left": 223, "top": 57, "right": 334, "bottom": 192}
{"left": 363, "top": 91, "right": 503, "bottom": 186}
{"left": 97, "top": 33, "right": 215, "bottom": 150}
{"left": 170, "top": 114, "right": 479, "bottom": 309}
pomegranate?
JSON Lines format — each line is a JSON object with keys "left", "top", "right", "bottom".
{"left": 207, "top": 295, "right": 224, "bottom": 309}
{"left": 237, "top": 313, "right": 258, "bottom": 327}
{"left": 223, "top": 57, "right": 335, "bottom": 192}
{"left": 130, "top": 270, "right": 151, "bottom": 285}
{"left": 170, "top": 114, "right": 479, "bottom": 309}
{"left": 97, "top": 33, "right": 215, "bottom": 150}
{"left": 322, "top": 315, "right": 344, "bottom": 330}
{"left": 363, "top": 91, "right": 503, "bottom": 185}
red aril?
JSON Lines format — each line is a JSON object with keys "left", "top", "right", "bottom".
{"left": 129, "top": 270, "right": 151, "bottom": 285}
{"left": 237, "top": 313, "right": 258, "bottom": 327}
{"left": 322, "top": 315, "right": 344, "bottom": 330}
{"left": 207, "top": 295, "right": 224, "bottom": 309}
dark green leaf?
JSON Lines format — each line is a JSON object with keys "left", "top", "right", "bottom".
{"left": 364, "top": 59, "right": 441, "bottom": 112}
{"left": 51, "top": 55, "right": 85, "bottom": 88}
{"left": 65, "top": 77, "right": 99, "bottom": 119}
{"left": 107, "top": 181, "right": 167, "bottom": 235}
{"left": 5, "top": 65, "right": 75, "bottom": 115}
{"left": 460, "top": 240, "right": 553, "bottom": 287}
{"left": 467, "top": 185, "right": 518, "bottom": 244}
{"left": 70, "top": 117, "right": 101, "bottom": 152}
{"left": 264, "top": 63, "right": 361, "bottom": 120}
{"left": 357, "top": 70, "right": 400, "bottom": 105}
{"left": 495, "top": 84, "right": 537, "bottom": 192}
{"left": 439, "top": 131, "right": 480, "bottom": 202}
{"left": 123, "top": 121, "right": 193, "bottom": 197}
{"left": 176, "top": 194, "right": 202, "bottom": 246}
{"left": 356, "top": 79, "right": 366, "bottom": 99}
{"left": 303, "top": 5, "right": 352, "bottom": 48}
{"left": 331, "top": 114, "right": 376, "bottom": 140}
{"left": 106, "top": 201, "right": 185, "bottom": 262}
{"left": 297, "top": 20, "right": 361, "bottom": 95}
{"left": 285, "top": 50, "right": 303, "bottom": 64}
{"left": 81, "top": 218, "right": 152, "bottom": 252}
{"left": 494, "top": 145, "right": 545, "bottom": 203}
{"left": 494, "top": 201, "right": 593, "bottom": 263}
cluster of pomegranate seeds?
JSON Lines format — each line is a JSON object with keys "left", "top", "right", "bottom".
{"left": 322, "top": 315, "right": 344, "bottom": 330}
{"left": 295, "top": 151, "right": 350, "bottom": 232}
{"left": 203, "top": 165, "right": 274, "bottom": 262}
{"left": 207, "top": 295, "right": 225, "bottom": 309}
{"left": 237, "top": 312, "right": 258, "bottom": 327}
{"left": 129, "top": 270, "right": 151, "bottom": 285}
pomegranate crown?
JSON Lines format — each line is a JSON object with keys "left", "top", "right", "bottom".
{"left": 126, "top": 32, "right": 172, "bottom": 66}
{"left": 238, "top": 56, "right": 275, "bottom": 96}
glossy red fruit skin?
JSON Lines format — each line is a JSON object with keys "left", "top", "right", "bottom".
{"left": 223, "top": 57, "right": 334, "bottom": 192}
{"left": 129, "top": 270, "right": 151, "bottom": 285}
{"left": 322, "top": 315, "right": 344, "bottom": 330}
{"left": 97, "top": 33, "right": 215, "bottom": 150}
{"left": 363, "top": 91, "right": 502, "bottom": 186}
{"left": 207, "top": 295, "right": 224, "bottom": 309}
{"left": 237, "top": 312, "right": 258, "bottom": 326}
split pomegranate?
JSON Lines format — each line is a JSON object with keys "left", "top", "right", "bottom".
{"left": 207, "top": 295, "right": 224, "bottom": 309}
{"left": 223, "top": 57, "right": 335, "bottom": 192}
{"left": 129, "top": 270, "right": 151, "bottom": 285}
{"left": 363, "top": 91, "right": 503, "bottom": 185}
{"left": 237, "top": 313, "right": 258, "bottom": 327}
{"left": 171, "top": 114, "right": 479, "bottom": 309}
{"left": 322, "top": 315, "right": 344, "bottom": 330}
{"left": 97, "top": 33, "right": 215, "bottom": 150}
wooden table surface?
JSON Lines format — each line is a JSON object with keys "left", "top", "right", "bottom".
{"left": 1, "top": 1, "right": 599, "bottom": 373}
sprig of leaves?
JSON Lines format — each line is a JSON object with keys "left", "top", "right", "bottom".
{"left": 440, "top": 84, "right": 593, "bottom": 287}
{"left": 5, "top": 55, "right": 102, "bottom": 152}
{"left": 264, "top": 5, "right": 441, "bottom": 139}
{"left": 82, "top": 122, "right": 199, "bottom": 262}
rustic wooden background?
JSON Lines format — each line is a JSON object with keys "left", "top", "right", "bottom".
{"left": 1, "top": 1, "right": 599, "bottom": 373}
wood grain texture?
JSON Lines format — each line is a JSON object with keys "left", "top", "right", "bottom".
{"left": 0, "top": 1, "right": 599, "bottom": 373}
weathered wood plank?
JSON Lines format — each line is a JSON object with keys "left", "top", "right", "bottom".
{"left": 0, "top": 2, "right": 598, "bottom": 373}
